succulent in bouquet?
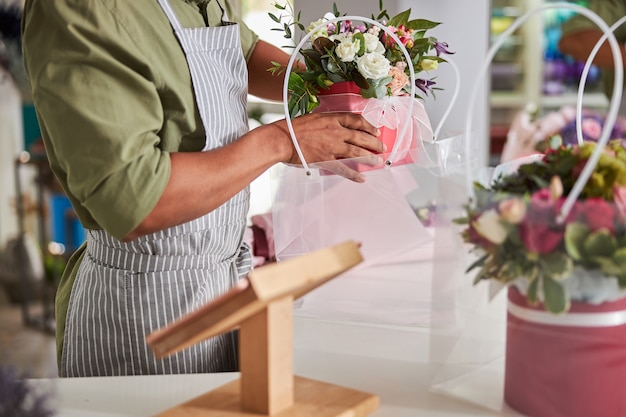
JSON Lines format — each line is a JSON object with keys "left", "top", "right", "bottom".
{"left": 458, "top": 140, "right": 626, "bottom": 313}
{"left": 268, "top": 1, "right": 454, "bottom": 117}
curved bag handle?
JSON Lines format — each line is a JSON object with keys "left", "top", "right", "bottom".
{"left": 433, "top": 56, "right": 461, "bottom": 141}
{"left": 282, "top": 15, "right": 416, "bottom": 176}
{"left": 463, "top": 2, "right": 623, "bottom": 223}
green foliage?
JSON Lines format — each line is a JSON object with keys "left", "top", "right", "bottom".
{"left": 460, "top": 140, "right": 626, "bottom": 313}
{"left": 268, "top": 1, "right": 451, "bottom": 116}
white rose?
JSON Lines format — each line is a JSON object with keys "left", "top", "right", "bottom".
{"left": 363, "top": 33, "right": 385, "bottom": 54}
{"left": 335, "top": 38, "right": 361, "bottom": 62}
{"left": 420, "top": 59, "right": 439, "bottom": 71}
{"left": 329, "top": 33, "right": 348, "bottom": 42}
{"left": 307, "top": 19, "right": 328, "bottom": 41}
{"left": 472, "top": 209, "right": 508, "bottom": 244}
{"left": 356, "top": 52, "right": 391, "bottom": 80}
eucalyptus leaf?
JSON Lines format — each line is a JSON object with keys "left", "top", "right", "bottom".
{"left": 269, "top": 13, "right": 281, "bottom": 24}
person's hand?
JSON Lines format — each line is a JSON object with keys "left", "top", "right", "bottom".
{"left": 270, "top": 112, "right": 384, "bottom": 181}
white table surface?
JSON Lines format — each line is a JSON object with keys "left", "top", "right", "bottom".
{"left": 27, "top": 260, "right": 525, "bottom": 417}
{"left": 28, "top": 316, "right": 525, "bottom": 417}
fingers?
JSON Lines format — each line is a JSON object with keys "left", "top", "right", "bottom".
{"left": 337, "top": 112, "right": 380, "bottom": 137}
{"left": 316, "top": 160, "right": 366, "bottom": 183}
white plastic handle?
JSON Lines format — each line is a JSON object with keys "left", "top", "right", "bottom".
{"left": 562, "top": 14, "right": 626, "bottom": 221}
{"left": 282, "top": 15, "right": 416, "bottom": 176}
{"left": 463, "top": 2, "right": 623, "bottom": 224}
{"left": 433, "top": 56, "right": 461, "bottom": 141}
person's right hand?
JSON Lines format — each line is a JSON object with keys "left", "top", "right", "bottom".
{"left": 269, "top": 112, "right": 385, "bottom": 181}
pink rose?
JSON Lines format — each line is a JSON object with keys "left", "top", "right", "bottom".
{"left": 387, "top": 66, "right": 410, "bottom": 96}
{"left": 528, "top": 189, "right": 556, "bottom": 222}
{"left": 581, "top": 118, "right": 602, "bottom": 140}
{"left": 519, "top": 221, "right": 564, "bottom": 254}
{"left": 382, "top": 25, "right": 414, "bottom": 49}
{"left": 580, "top": 198, "right": 616, "bottom": 233}
{"left": 520, "top": 189, "right": 565, "bottom": 253}
{"left": 554, "top": 198, "right": 582, "bottom": 224}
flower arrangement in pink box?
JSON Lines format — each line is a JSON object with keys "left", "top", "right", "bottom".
{"left": 457, "top": 139, "right": 626, "bottom": 417}
{"left": 458, "top": 139, "right": 626, "bottom": 314}
{"left": 268, "top": 1, "right": 454, "bottom": 117}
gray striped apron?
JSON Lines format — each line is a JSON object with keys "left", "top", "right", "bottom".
{"left": 60, "top": 0, "right": 251, "bottom": 377}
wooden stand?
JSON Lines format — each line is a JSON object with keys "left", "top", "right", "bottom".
{"left": 146, "top": 241, "right": 379, "bottom": 417}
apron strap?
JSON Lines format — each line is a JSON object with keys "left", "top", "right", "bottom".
{"left": 157, "top": 0, "right": 231, "bottom": 32}
{"left": 156, "top": 0, "right": 184, "bottom": 32}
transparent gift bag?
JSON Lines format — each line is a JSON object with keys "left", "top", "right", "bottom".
{"left": 270, "top": 15, "right": 465, "bottom": 326}
{"left": 429, "top": 3, "right": 626, "bottom": 416}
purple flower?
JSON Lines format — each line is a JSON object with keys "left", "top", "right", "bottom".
{"left": 434, "top": 41, "right": 454, "bottom": 56}
{"left": 416, "top": 78, "right": 436, "bottom": 96}
{"left": 558, "top": 114, "right": 622, "bottom": 146}
{"left": 340, "top": 20, "right": 352, "bottom": 33}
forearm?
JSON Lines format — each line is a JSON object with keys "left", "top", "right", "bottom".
{"left": 247, "top": 40, "right": 302, "bottom": 101}
{"left": 125, "top": 124, "right": 290, "bottom": 240}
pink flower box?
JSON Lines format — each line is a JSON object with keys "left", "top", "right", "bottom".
{"left": 313, "top": 82, "right": 415, "bottom": 172}
{"left": 505, "top": 286, "right": 626, "bottom": 417}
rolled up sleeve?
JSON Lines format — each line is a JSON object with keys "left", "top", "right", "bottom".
{"left": 23, "top": 0, "right": 170, "bottom": 239}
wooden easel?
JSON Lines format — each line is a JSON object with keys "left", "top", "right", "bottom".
{"left": 146, "top": 241, "right": 379, "bottom": 417}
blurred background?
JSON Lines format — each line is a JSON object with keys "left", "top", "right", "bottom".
{"left": 0, "top": 0, "right": 610, "bottom": 379}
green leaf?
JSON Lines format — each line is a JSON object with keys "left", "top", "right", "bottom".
{"left": 387, "top": 9, "right": 411, "bottom": 27}
{"left": 353, "top": 32, "right": 366, "bottom": 56}
{"left": 333, "top": 2, "right": 339, "bottom": 17}
{"left": 527, "top": 276, "right": 539, "bottom": 305}
{"left": 542, "top": 275, "right": 570, "bottom": 314}
{"left": 466, "top": 252, "right": 489, "bottom": 274}
{"left": 313, "top": 37, "right": 335, "bottom": 54}
{"left": 274, "top": 3, "right": 286, "bottom": 10}
{"left": 583, "top": 230, "right": 618, "bottom": 258}
{"left": 283, "top": 23, "right": 292, "bottom": 39}
{"left": 564, "top": 222, "right": 591, "bottom": 261}
{"left": 538, "top": 252, "right": 573, "bottom": 281}
{"left": 350, "top": 70, "right": 369, "bottom": 89}
{"left": 360, "top": 76, "right": 392, "bottom": 98}
{"left": 268, "top": 13, "right": 281, "bottom": 24}
{"left": 405, "top": 19, "right": 441, "bottom": 31}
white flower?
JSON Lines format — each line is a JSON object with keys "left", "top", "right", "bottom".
{"left": 420, "top": 59, "right": 439, "bottom": 71}
{"left": 363, "top": 33, "right": 385, "bottom": 54}
{"left": 356, "top": 52, "right": 391, "bottom": 80}
{"left": 335, "top": 38, "right": 361, "bottom": 62}
{"left": 329, "top": 33, "right": 348, "bottom": 42}
{"left": 473, "top": 209, "right": 508, "bottom": 244}
{"left": 307, "top": 18, "right": 328, "bottom": 41}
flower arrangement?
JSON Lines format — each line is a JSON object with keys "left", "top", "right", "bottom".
{"left": 501, "top": 106, "right": 626, "bottom": 163}
{"left": 268, "top": 1, "right": 453, "bottom": 117}
{"left": 458, "top": 140, "right": 626, "bottom": 313}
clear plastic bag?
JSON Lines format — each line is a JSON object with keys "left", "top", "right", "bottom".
{"left": 429, "top": 3, "right": 626, "bottom": 416}
{"left": 270, "top": 15, "right": 464, "bottom": 326}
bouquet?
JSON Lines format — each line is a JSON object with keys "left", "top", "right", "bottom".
{"left": 268, "top": 1, "right": 454, "bottom": 117}
{"left": 458, "top": 140, "right": 626, "bottom": 313}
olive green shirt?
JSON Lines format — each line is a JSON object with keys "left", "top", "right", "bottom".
{"left": 23, "top": 0, "right": 258, "bottom": 239}
{"left": 561, "top": 0, "right": 626, "bottom": 99}
{"left": 22, "top": 0, "right": 258, "bottom": 366}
